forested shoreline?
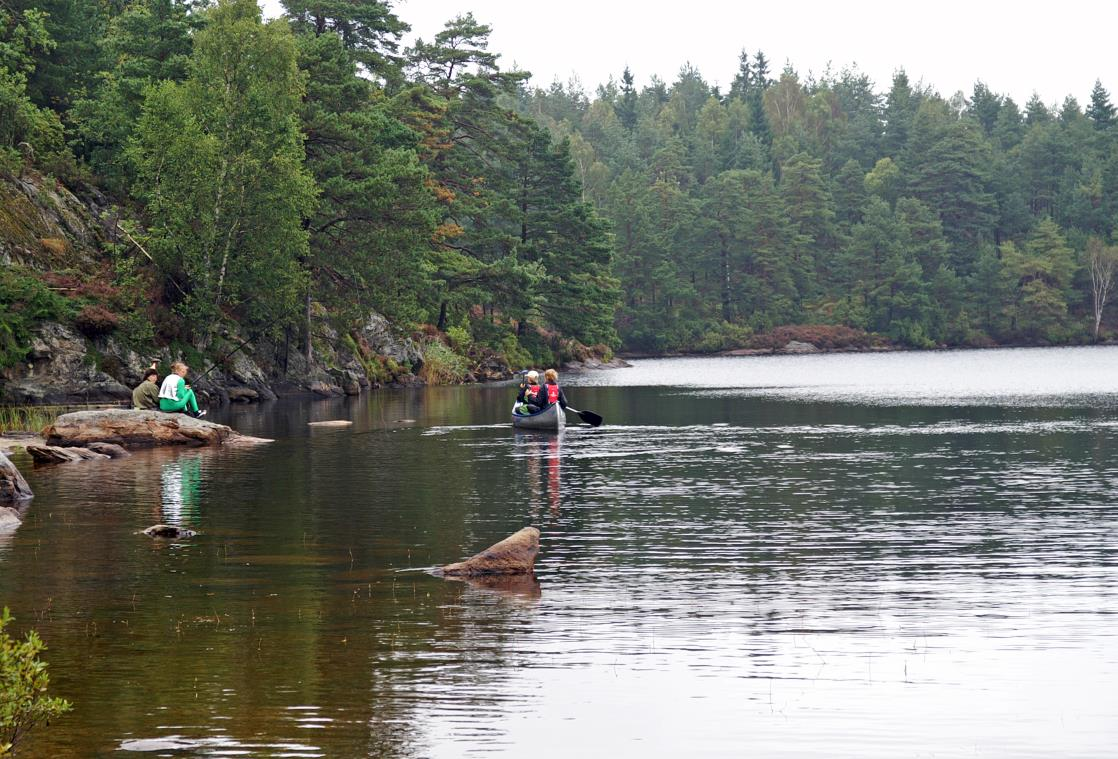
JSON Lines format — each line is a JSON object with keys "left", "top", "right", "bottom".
{"left": 3, "top": 0, "right": 1118, "bottom": 386}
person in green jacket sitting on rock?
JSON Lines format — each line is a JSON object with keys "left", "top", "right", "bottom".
{"left": 132, "top": 365, "right": 160, "bottom": 410}
{"left": 159, "top": 361, "right": 206, "bottom": 418}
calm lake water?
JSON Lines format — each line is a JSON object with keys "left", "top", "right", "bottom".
{"left": 3, "top": 346, "right": 1118, "bottom": 757}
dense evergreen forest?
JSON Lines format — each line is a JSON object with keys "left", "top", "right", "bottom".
{"left": 3, "top": 0, "right": 1118, "bottom": 375}
{"left": 523, "top": 58, "right": 1118, "bottom": 351}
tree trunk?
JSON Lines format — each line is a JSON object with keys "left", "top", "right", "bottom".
{"left": 720, "top": 234, "right": 732, "bottom": 322}
{"left": 437, "top": 301, "right": 448, "bottom": 332}
{"left": 304, "top": 290, "right": 313, "bottom": 365}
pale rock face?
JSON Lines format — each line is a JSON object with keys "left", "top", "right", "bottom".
{"left": 441, "top": 527, "right": 541, "bottom": 576}
{"left": 361, "top": 313, "right": 424, "bottom": 368}
{"left": 2, "top": 323, "right": 130, "bottom": 404}
{"left": 782, "top": 340, "right": 820, "bottom": 354}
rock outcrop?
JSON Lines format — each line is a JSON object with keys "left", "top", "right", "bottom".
{"left": 782, "top": 340, "right": 820, "bottom": 354}
{"left": 2, "top": 323, "right": 131, "bottom": 405}
{"left": 441, "top": 527, "right": 540, "bottom": 576}
{"left": 45, "top": 409, "right": 248, "bottom": 448}
{"left": 0, "top": 452, "right": 33, "bottom": 503}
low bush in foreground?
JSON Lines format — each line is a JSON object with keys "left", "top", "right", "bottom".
{"left": 1, "top": 608, "right": 71, "bottom": 755}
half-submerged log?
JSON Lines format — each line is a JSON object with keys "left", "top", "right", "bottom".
{"left": 0, "top": 452, "right": 33, "bottom": 503}
{"left": 441, "top": 527, "right": 540, "bottom": 576}
{"left": 45, "top": 409, "right": 271, "bottom": 448}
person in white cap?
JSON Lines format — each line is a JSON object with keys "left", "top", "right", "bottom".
{"left": 515, "top": 370, "right": 543, "bottom": 414}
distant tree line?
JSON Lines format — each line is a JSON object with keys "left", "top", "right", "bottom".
{"left": 523, "top": 54, "right": 1118, "bottom": 351}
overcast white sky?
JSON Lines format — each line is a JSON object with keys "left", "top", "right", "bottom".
{"left": 263, "top": 0, "right": 1116, "bottom": 106}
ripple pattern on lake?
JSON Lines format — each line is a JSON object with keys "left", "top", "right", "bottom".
{"left": 2, "top": 351, "right": 1118, "bottom": 757}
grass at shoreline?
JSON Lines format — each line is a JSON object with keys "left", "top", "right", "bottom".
{"left": 0, "top": 403, "right": 122, "bottom": 434}
{"left": 0, "top": 405, "right": 61, "bottom": 434}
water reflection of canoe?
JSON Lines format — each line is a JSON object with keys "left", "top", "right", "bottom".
{"left": 511, "top": 402, "right": 565, "bottom": 430}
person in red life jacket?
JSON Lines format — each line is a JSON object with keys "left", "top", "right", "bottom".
{"left": 538, "top": 368, "right": 568, "bottom": 410}
{"left": 516, "top": 370, "right": 544, "bottom": 413}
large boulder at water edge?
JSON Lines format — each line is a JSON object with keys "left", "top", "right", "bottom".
{"left": 441, "top": 527, "right": 540, "bottom": 576}
{"left": 0, "top": 452, "right": 33, "bottom": 503}
{"left": 45, "top": 409, "right": 270, "bottom": 448}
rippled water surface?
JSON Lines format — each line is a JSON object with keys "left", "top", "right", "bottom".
{"left": 3, "top": 347, "right": 1118, "bottom": 757}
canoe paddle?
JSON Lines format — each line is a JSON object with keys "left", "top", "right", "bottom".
{"left": 565, "top": 406, "right": 603, "bottom": 427}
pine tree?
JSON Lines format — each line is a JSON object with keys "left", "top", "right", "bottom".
{"left": 0, "top": 6, "right": 65, "bottom": 161}
{"left": 779, "top": 152, "right": 836, "bottom": 300}
{"left": 999, "top": 218, "right": 1076, "bottom": 341}
{"left": 882, "top": 70, "right": 918, "bottom": 157}
{"left": 1086, "top": 79, "right": 1115, "bottom": 130}
{"left": 292, "top": 26, "right": 437, "bottom": 335}
{"left": 615, "top": 66, "right": 637, "bottom": 131}
{"left": 72, "top": 0, "right": 196, "bottom": 189}
{"left": 1025, "top": 93, "right": 1051, "bottom": 125}
{"left": 968, "top": 82, "right": 1002, "bottom": 135}
{"left": 728, "top": 49, "right": 751, "bottom": 101}
{"left": 19, "top": 0, "right": 106, "bottom": 114}
{"left": 991, "top": 96, "right": 1025, "bottom": 149}
{"left": 843, "top": 197, "right": 930, "bottom": 343}
{"left": 281, "top": 0, "right": 408, "bottom": 82}
{"left": 903, "top": 98, "right": 997, "bottom": 272}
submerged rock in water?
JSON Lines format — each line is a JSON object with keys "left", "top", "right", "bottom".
{"left": 46, "top": 409, "right": 246, "bottom": 448}
{"left": 0, "top": 452, "right": 33, "bottom": 503}
{"left": 86, "top": 442, "right": 130, "bottom": 458}
{"left": 26, "top": 444, "right": 110, "bottom": 464}
{"left": 308, "top": 420, "right": 352, "bottom": 427}
{"left": 441, "top": 527, "right": 540, "bottom": 576}
{"left": 142, "top": 524, "right": 197, "bottom": 539}
{"left": 0, "top": 506, "right": 22, "bottom": 529}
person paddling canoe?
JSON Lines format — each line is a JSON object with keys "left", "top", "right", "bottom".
{"left": 537, "top": 368, "right": 568, "bottom": 411}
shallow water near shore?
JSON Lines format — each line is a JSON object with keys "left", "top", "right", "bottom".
{"left": 3, "top": 345, "right": 1118, "bottom": 757}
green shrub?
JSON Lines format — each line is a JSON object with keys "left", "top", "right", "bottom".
{"left": 693, "top": 322, "right": 754, "bottom": 353}
{"left": 0, "top": 608, "right": 71, "bottom": 755}
{"left": 498, "top": 334, "right": 534, "bottom": 371}
{"left": 0, "top": 268, "right": 74, "bottom": 368}
{"left": 446, "top": 325, "right": 472, "bottom": 353}
{"left": 419, "top": 342, "right": 468, "bottom": 385}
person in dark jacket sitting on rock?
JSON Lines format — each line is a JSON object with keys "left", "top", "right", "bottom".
{"left": 132, "top": 365, "right": 160, "bottom": 410}
{"left": 538, "top": 368, "right": 568, "bottom": 411}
